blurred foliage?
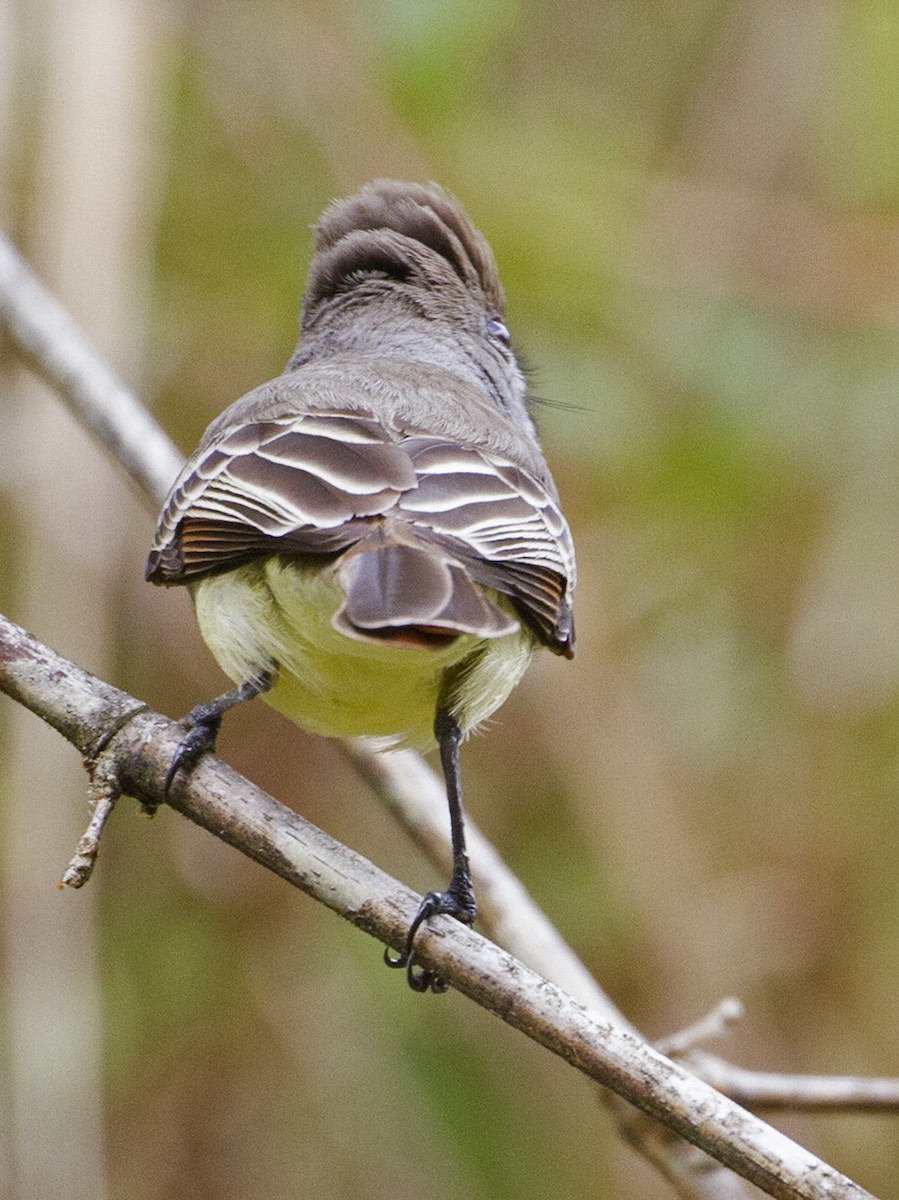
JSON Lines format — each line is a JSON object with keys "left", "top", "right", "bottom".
{"left": 5, "top": 1, "right": 899, "bottom": 1197}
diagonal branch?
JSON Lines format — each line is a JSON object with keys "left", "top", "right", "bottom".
{"left": 0, "top": 227, "right": 181, "bottom": 505}
{"left": 0, "top": 609, "right": 877, "bottom": 1200}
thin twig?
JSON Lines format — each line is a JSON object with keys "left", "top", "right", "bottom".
{"left": 690, "top": 1053, "right": 899, "bottom": 1114}
{"left": 0, "top": 229, "right": 181, "bottom": 505}
{"left": 658, "top": 998, "right": 746, "bottom": 1057}
{"left": 59, "top": 778, "right": 119, "bottom": 889}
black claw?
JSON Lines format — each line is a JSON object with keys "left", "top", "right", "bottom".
{"left": 164, "top": 673, "right": 275, "bottom": 796}
{"left": 408, "top": 964, "right": 449, "bottom": 994}
{"left": 164, "top": 714, "right": 222, "bottom": 794}
{"left": 385, "top": 883, "right": 477, "bottom": 993}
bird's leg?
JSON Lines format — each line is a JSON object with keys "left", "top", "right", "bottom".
{"left": 164, "top": 669, "right": 276, "bottom": 794}
{"left": 385, "top": 707, "right": 476, "bottom": 993}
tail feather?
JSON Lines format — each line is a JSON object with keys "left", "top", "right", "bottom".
{"left": 335, "top": 543, "right": 518, "bottom": 644}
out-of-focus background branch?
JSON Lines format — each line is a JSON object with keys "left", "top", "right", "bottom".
{"left": 3, "top": 2, "right": 899, "bottom": 1198}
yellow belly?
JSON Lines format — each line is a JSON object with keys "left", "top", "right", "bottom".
{"left": 192, "top": 559, "right": 533, "bottom": 748}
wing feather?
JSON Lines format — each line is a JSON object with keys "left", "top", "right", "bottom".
{"left": 147, "top": 413, "right": 575, "bottom": 654}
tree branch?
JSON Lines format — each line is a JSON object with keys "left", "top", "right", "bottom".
{"left": 0, "top": 610, "right": 878, "bottom": 1200}
{"left": 689, "top": 1054, "right": 899, "bottom": 1114}
{"left": 0, "top": 227, "right": 181, "bottom": 506}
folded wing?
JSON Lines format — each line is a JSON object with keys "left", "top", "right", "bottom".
{"left": 147, "top": 411, "right": 575, "bottom": 656}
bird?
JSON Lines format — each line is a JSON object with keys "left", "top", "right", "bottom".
{"left": 146, "top": 179, "right": 576, "bottom": 991}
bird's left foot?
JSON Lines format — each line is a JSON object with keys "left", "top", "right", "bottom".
{"left": 165, "top": 707, "right": 223, "bottom": 794}
{"left": 164, "top": 672, "right": 275, "bottom": 795}
{"left": 384, "top": 877, "right": 477, "bottom": 993}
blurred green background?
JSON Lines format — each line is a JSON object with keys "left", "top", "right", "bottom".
{"left": 3, "top": 1, "right": 899, "bottom": 1197}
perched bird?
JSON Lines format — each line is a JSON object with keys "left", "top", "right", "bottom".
{"left": 147, "top": 180, "right": 576, "bottom": 991}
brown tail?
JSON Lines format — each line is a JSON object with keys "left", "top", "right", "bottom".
{"left": 335, "top": 542, "right": 519, "bottom": 647}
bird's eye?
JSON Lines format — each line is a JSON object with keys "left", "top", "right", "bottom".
{"left": 486, "top": 316, "right": 512, "bottom": 346}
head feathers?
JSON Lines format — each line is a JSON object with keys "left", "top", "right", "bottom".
{"left": 301, "top": 180, "right": 505, "bottom": 322}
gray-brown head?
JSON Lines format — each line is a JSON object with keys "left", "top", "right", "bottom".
{"left": 288, "top": 180, "right": 533, "bottom": 435}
